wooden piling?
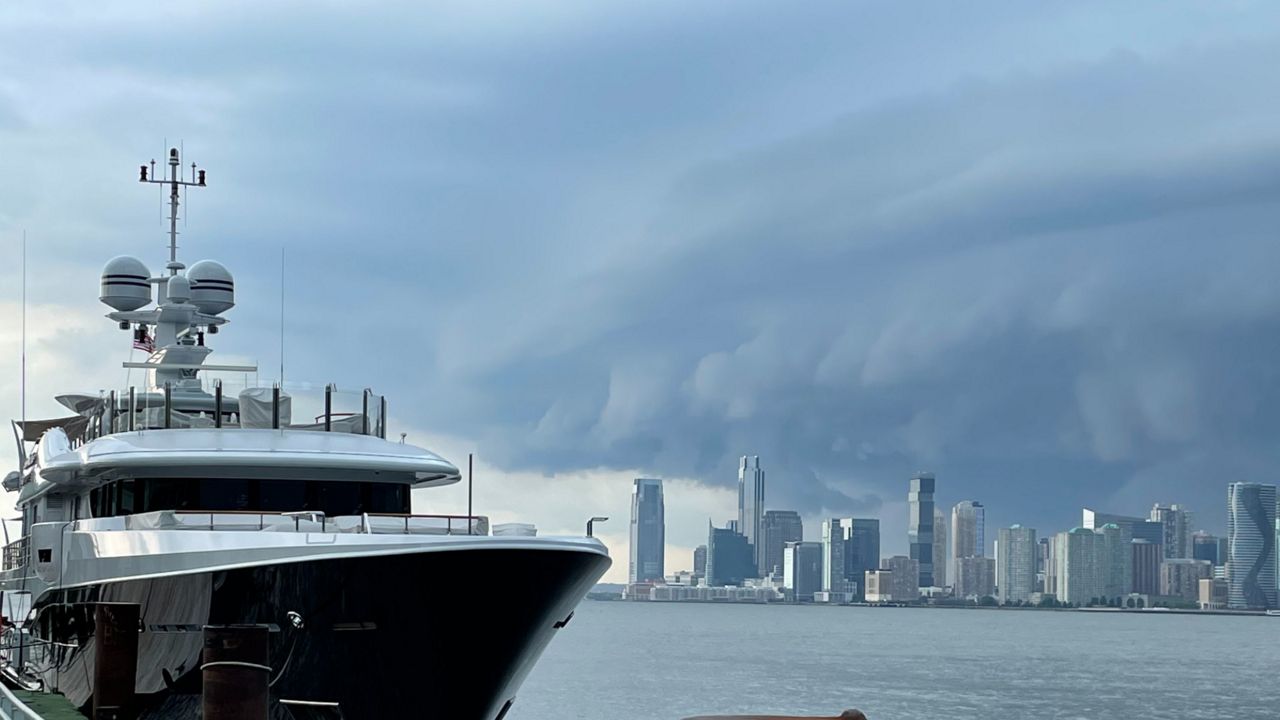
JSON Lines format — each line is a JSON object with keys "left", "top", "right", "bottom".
{"left": 202, "top": 624, "right": 270, "bottom": 720}
{"left": 92, "top": 602, "right": 140, "bottom": 720}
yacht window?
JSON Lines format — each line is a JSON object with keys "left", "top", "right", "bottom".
{"left": 88, "top": 478, "right": 412, "bottom": 516}
{"left": 368, "top": 483, "right": 407, "bottom": 514}
{"left": 116, "top": 479, "right": 138, "bottom": 515}
{"left": 200, "top": 478, "right": 252, "bottom": 512}
{"left": 258, "top": 479, "right": 307, "bottom": 512}
{"left": 310, "top": 481, "right": 362, "bottom": 517}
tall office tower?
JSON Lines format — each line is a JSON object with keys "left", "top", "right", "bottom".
{"left": 997, "top": 525, "right": 1037, "bottom": 604}
{"left": 1150, "top": 503, "right": 1193, "bottom": 559}
{"left": 760, "top": 510, "right": 803, "bottom": 577}
{"left": 882, "top": 555, "right": 920, "bottom": 602}
{"left": 706, "top": 523, "right": 754, "bottom": 587}
{"left": 955, "top": 557, "right": 996, "bottom": 599}
{"left": 950, "top": 500, "right": 985, "bottom": 584}
{"left": 1191, "top": 531, "right": 1222, "bottom": 565}
{"left": 821, "top": 518, "right": 846, "bottom": 592}
{"left": 908, "top": 473, "right": 936, "bottom": 588}
{"left": 693, "top": 545, "right": 708, "bottom": 578}
{"left": 783, "top": 541, "right": 823, "bottom": 602}
{"left": 1160, "top": 559, "right": 1213, "bottom": 600}
{"left": 845, "top": 519, "right": 881, "bottom": 584}
{"left": 1081, "top": 508, "right": 1164, "bottom": 545}
{"left": 932, "top": 508, "right": 947, "bottom": 589}
{"left": 1131, "top": 539, "right": 1162, "bottom": 595}
{"left": 629, "top": 478, "right": 665, "bottom": 583}
{"left": 738, "top": 456, "right": 766, "bottom": 575}
{"left": 1226, "top": 483, "right": 1278, "bottom": 609}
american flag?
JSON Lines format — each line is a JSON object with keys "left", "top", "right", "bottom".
{"left": 133, "top": 327, "right": 155, "bottom": 353}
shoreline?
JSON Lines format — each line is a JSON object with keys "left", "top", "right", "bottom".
{"left": 587, "top": 597, "right": 1270, "bottom": 617}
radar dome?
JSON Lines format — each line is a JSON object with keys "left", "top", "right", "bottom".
{"left": 100, "top": 256, "right": 152, "bottom": 311}
{"left": 188, "top": 260, "right": 235, "bottom": 314}
{"left": 166, "top": 274, "right": 191, "bottom": 303}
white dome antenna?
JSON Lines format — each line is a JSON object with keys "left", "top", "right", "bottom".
{"left": 100, "top": 256, "right": 152, "bottom": 311}
{"left": 188, "top": 260, "right": 235, "bottom": 314}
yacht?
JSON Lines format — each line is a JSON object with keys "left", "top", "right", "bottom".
{"left": 0, "top": 149, "right": 611, "bottom": 719}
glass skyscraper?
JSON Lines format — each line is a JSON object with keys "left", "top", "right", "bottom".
{"left": 908, "top": 473, "right": 936, "bottom": 588}
{"left": 738, "top": 455, "right": 765, "bottom": 576}
{"left": 628, "top": 478, "right": 665, "bottom": 583}
{"left": 1226, "top": 482, "right": 1277, "bottom": 609}
{"left": 760, "top": 510, "right": 803, "bottom": 578}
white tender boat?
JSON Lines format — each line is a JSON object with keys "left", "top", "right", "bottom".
{"left": 0, "top": 148, "right": 611, "bottom": 719}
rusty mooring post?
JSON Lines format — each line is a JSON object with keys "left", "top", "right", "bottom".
{"left": 92, "top": 602, "right": 140, "bottom": 720}
{"left": 203, "top": 624, "right": 270, "bottom": 720}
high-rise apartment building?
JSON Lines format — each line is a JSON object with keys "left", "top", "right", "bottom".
{"left": 760, "top": 510, "right": 803, "bottom": 577}
{"left": 882, "top": 555, "right": 920, "bottom": 602}
{"left": 950, "top": 500, "right": 985, "bottom": 584}
{"left": 783, "top": 541, "right": 823, "bottom": 602}
{"left": 997, "top": 525, "right": 1037, "bottom": 604}
{"left": 1056, "top": 524, "right": 1129, "bottom": 605}
{"left": 908, "top": 473, "right": 936, "bottom": 588}
{"left": 955, "top": 556, "right": 996, "bottom": 599}
{"left": 1160, "top": 559, "right": 1212, "bottom": 601}
{"left": 1150, "top": 503, "right": 1193, "bottom": 559}
{"left": 693, "top": 545, "right": 707, "bottom": 578}
{"left": 1226, "top": 482, "right": 1278, "bottom": 609}
{"left": 738, "top": 456, "right": 766, "bottom": 575}
{"left": 933, "top": 508, "right": 947, "bottom": 590}
{"left": 706, "top": 523, "right": 754, "bottom": 587}
{"left": 629, "top": 478, "right": 665, "bottom": 583}
{"left": 1131, "top": 539, "right": 1161, "bottom": 596}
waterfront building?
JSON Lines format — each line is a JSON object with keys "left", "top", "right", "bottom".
{"left": 882, "top": 555, "right": 920, "bottom": 602}
{"left": 783, "top": 541, "right": 823, "bottom": 602}
{"left": 1098, "top": 523, "right": 1131, "bottom": 599}
{"left": 955, "top": 556, "right": 996, "bottom": 600}
{"left": 1131, "top": 539, "right": 1162, "bottom": 596}
{"left": 1056, "top": 525, "right": 1128, "bottom": 605}
{"left": 706, "top": 523, "right": 754, "bottom": 587}
{"left": 933, "top": 508, "right": 947, "bottom": 590}
{"left": 845, "top": 518, "right": 881, "bottom": 584}
{"left": 629, "top": 478, "right": 665, "bottom": 583}
{"left": 1150, "top": 503, "right": 1193, "bottom": 559}
{"left": 1160, "top": 559, "right": 1212, "bottom": 601}
{"left": 908, "top": 473, "right": 936, "bottom": 588}
{"left": 997, "top": 525, "right": 1037, "bottom": 604}
{"left": 693, "top": 545, "right": 707, "bottom": 578}
{"left": 1227, "top": 482, "right": 1278, "bottom": 609}
{"left": 738, "top": 456, "right": 766, "bottom": 576}
{"left": 1199, "top": 577, "right": 1228, "bottom": 610}
{"left": 864, "top": 570, "right": 893, "bottom": 602}
{"left": 1039, "top": 536, "right": 1053, "bottom": 595}
{"left": 760, "top": 510, "right": 803, "bottom": 578}
{"left": 1191, "top": 531, "right": 1222, "bottom": 565}
{"left": 950, "top": 500, "right": 985, "bottom": 585}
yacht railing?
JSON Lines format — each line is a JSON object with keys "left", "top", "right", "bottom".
{"left": 76, "top": 511, "right": 489, "bottom": 536}
{"left": 1, "top": 538, "right": 28, "bottom": 572}
{"left": 76, "top": 382, "right": 388, "bottom": 447}
{"left": 0, "top": 683, "right": 41, "bottom": 720}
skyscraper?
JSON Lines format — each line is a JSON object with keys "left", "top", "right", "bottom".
{"left": 693, "top": 545, "right": 707, "bottom": 578}
{"left": 821, "top": 518, "right": 846, "bottom": 592}
{"left": 738, "top": 456, "right": 765, "bottom": 575}
{"left": 760, "top": 510, "right": 803, "bottom": 577}
{"left": 955, "top": 557, "right": 996, "bottom": 599}
{"left": 908, "top": 473, "right": 936, "bottom": 588}
{"left": 1081, "top": 508, "right": 1163, "bottom": 545}
{"left": 997, "top": 525, "right": 1037, "bottom": 604}
{"left": 1226, "top": 482, "right": 1278, "bottom": 609}
{"left": 1056, "top": 524, "right": 1128, "bottom": 605}
{"left": 1191, "top": 531, "right": 1222, "bottom": 565}
{"left": 1160, "top": 559, "right": 1212, "bottom": 600}
{"left": 1150, "top": 503, "right": 1193, "bottom": 559}
{"left": 950, "top": 500, "right": 985, "bottom": 584}
{"left": 706, "top": 522, "right": 754, "bottom": 587}
{"left": 845, "top": 518, "right": 881, "bottom": 583}
{"left": 783, "top": 541, "right": 823, "bottom": 602}
{"left": 932, "top": 508, "right": 947, "bottom": 590}
{"left": 629, "top": 478, "right": 665, "bottom": 583}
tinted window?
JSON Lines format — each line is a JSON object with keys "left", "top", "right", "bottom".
{"left": 90, "top": 478, "right": 412, "bottom": 516}
{"left": 258, "top": 479, "right": 307, "bottom": 512}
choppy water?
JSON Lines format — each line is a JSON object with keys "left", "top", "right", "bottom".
{"left": 513, "top": 601, "right": 1279, "bottom": 720}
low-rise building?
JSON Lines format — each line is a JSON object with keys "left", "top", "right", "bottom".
{"left": 865, "top": 570, "right": 893, "bottom": 602}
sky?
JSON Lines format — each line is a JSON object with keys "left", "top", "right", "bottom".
{"left": 3, "top": 2, "right": 1280, "bottom": 582}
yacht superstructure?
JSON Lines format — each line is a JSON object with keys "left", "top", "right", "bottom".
{"left": 0, "top": 149, "right": 610, "bottom": 719}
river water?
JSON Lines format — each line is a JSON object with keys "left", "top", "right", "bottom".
{"left": 513, "top": 600, "right": 1278, "bottom": 719}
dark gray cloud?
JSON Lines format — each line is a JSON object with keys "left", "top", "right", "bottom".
{"left": 4, "top": 2, "right": 1280, "bottom": 541}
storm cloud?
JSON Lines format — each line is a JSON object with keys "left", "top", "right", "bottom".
{"left": 4, "top": 1, "right": 1280, "bottom": 549}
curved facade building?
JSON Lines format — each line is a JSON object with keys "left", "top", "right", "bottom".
{"left": 1226, "top": 482, "right": 1277, "bottom": 610}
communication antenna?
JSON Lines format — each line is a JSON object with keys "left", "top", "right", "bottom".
{"left": 280, "top": 246, "right": 286, "bottom": 387}
{"left": 20, "top": 230, "right": 26, "bottom": 427}
{"left": 139, "top": 145, "right": 207, "bottom": 275}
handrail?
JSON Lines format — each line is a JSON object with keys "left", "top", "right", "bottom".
{"left": 0, "top": 683, "right": 42, "bottom": 720}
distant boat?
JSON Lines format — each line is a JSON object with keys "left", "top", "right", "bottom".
{"left": 1266, "top": 610, "right": 1280, "bottom": 617}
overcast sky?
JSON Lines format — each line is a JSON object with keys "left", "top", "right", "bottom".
{"left": 4, "top": 2, "right": 1280, "bottom": 582}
